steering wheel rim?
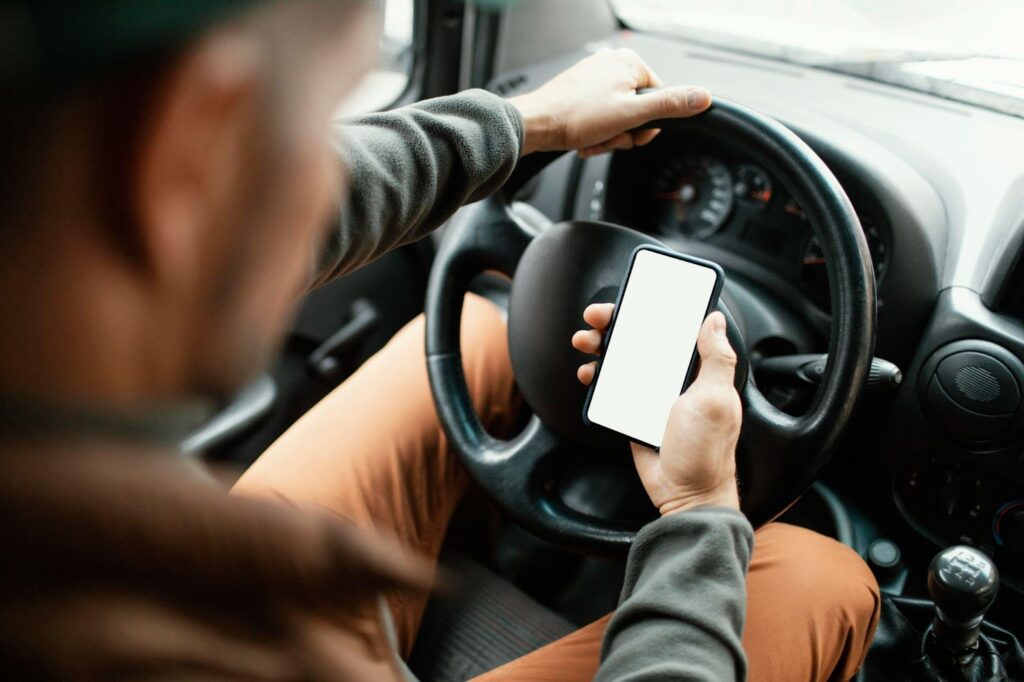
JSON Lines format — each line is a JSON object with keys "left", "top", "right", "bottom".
{"left": 425, "top": 98, "right": 876, "bottom": 555}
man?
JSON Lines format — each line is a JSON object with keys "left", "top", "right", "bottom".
{"left": 0, "top": 0, "right": 880, "bottom": 679}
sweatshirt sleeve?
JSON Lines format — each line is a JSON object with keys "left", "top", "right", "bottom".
{"left": 596, "top": 507, "right": 754, "bottom": 682}
{"left": 311, "top": 89, "right": 525, "bottom": 288}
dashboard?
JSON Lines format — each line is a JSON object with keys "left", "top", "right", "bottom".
{"left": 490, "top": 28, "right": 1024, "bottom": 596}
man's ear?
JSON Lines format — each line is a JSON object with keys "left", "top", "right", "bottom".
{"left": 132, "top": 33, "right": 262, "bottom": 295}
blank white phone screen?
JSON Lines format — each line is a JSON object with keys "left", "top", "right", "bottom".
{"left": 586, "top": 249, "right": 718, "bottom": 448}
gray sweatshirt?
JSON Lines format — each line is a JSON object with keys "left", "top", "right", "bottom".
{"left": 329, "top": 89, "right": 755, "bottom": 680}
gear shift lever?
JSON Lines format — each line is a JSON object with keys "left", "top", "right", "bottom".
{"left": 927, "top": 545, "right": 999, "bottom": 657}
{"left": 918, "top": 545, "right": 1012, "bottom": 681}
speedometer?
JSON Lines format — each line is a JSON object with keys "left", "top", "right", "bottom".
{"left": 652, "top": 156, "right": 734, "bottom": 239}
{"left": 800, "top": 214, "right": 887, "bottom": 310}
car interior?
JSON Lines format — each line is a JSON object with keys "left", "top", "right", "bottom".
{"left": 186, "top": 1, "right": 1024, "bottom": 679}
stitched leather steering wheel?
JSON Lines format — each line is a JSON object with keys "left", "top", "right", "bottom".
{"left": 425, "top": 98, "right": 875, "bottom": 555}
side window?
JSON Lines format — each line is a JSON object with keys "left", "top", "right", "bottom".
{"left": 338, "top": 0, "right": 416, "bottom": 116}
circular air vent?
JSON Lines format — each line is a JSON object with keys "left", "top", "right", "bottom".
{"left": 953, "top": 365, "right": 1001, "bottom": 404}
{"left": 919, "top": 341, "right": 1024, "bottom": 443}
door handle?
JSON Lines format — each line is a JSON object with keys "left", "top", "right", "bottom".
{"left": 307, "top": 298, "right": 379, "bottom": 377}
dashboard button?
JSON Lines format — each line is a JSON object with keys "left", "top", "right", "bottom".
{"left": 994, "top": 502, "right": 1024, "bottom": 561}
{"left": 936, "top": 352, "right": 1020, "bottom": 415}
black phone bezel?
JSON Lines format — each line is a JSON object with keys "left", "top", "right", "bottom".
{"left": 581, "top": 245, "right": 725, "bottom": 450}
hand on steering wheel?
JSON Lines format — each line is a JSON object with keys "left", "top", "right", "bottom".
{"left": 508, "top": 48, "right": 712, "bottom": 156}
{"left": 574, "top": 306, "right": 742, "bottom": 515}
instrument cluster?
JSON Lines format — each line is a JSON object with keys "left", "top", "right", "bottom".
{"left": 647, "top": 151, "right": 889, "bottom": 311}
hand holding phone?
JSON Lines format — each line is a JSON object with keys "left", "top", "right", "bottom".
{"left": 573, "top": 247, "right": 742, "bottom": 514}
{"left": 581, "top": 247, "right": 724, "bottom": 448}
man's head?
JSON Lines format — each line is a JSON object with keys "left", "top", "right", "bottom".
{"left": 0, "top": 0, "right": 377, "bottom": 406}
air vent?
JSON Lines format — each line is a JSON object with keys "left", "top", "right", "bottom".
{"left": 954, "top": 365, "right": 1000, "bottom": 403}
{"left": 919, "top": 340, "right": 1024, "bottom": 443}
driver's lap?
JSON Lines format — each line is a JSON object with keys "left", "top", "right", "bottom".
{"left": 233, "top": 294, "right": 880, "bottom": 681}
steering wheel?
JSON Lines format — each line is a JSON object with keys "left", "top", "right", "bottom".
{"left": 425, "top": 98, "right": 876, "bottom": 555}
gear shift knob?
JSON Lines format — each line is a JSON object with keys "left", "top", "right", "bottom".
{"left": 927, "top": 545, "right": 999, "bottom": 654}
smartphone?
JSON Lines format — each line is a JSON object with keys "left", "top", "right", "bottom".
{"left": 583, "top": 246, "right": 724, "bottom": 449}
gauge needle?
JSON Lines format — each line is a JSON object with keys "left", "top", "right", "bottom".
{"left": 802, "top": 257, "right": 827, "bottom": 265}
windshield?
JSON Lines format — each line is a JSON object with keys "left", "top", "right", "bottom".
{"left": 610, "top": 0, "right": 1024, "bottom": 117}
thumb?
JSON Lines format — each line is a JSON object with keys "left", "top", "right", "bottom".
{"left": 691, "top": 312, "right": 737, "bottom": 388}
{"left": 625, "top": 85, "right": 712, "bottom": 128}
{"left": 630, "top": 441, "right": 660, "bottom": 480}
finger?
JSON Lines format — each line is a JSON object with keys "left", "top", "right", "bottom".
{"left": 577, "top": 361, "right": 597, "bottom": 385}
{"left": 619, "top": 48, "right": 664, "bottom": 90}
{"left": 633, "top": 128, "right": 661, "bottom": 147}
{"left": 640, "top": 64, "right": 665, "bottom": 89}
{"left": 583, "top": 303, "right": 615, "bottom": 330}
{"left": 690, "top": 312, "right": 737, "bottom": 387}
{"left": 605, "top": 131, "right": 637, "bottom": 151}
{"left": 580, "top": 129, "right": 659, "bottom": 156}
{"left": 579, "top": 141, "right": 611, "bottom": 158}
{"left": 624, "top": 85, "right": 712, "bottom": 129}
{"left": 572, "top": 329, "right": 603, "bottom": 355}
{"left": 579, "top": 144, "right": 614, "bottom": 158}
{"left": 582, "top": 131, "right": 636, "bottom": 157}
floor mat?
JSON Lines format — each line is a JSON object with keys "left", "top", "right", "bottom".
{"left": 408, "top": 552, "right": 577, "bottom": 681}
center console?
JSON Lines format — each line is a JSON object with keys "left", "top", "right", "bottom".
{"left": 884, "top": 287, "right": 1024, "bottom": 594}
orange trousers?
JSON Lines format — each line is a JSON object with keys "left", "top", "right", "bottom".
{"left": 234, "top": 295, "right": 880, "bottom": 681}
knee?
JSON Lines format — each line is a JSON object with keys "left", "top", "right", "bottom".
{"left": 783, "top": 527, "right": 879, "bottom": 630}
{"left": 460, "top": 293, "right": 508, "bottom": 359}
{"left": 820, "top": 540, "right": 881, "bottom": 637}
{"left": 460, "top": 294, "right": 510, "bottom": 382}
{"left": 764, "top": 525, "right": 881, "bottom": 678}
{"left": 814, "top": 539, "right": 880, "bottom": 679}
{"left": 459, "top": 294, "right": 517, "bottom": 428}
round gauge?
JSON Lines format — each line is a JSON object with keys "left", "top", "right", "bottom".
{"left": 800, "top": 215, "right": 888, "bottom": 310}
{"left": 734, "top": 164, "right": 773, "bottom": 211}
{"left": 652, "top": 156, "right": 734, "bottom": 238}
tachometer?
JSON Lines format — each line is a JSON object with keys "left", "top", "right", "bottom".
{"left": 734, "top": 164, "right": 773, "bottom": 211}
{"left": 652, "top": 156, "right": 733, "bottom": 238}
